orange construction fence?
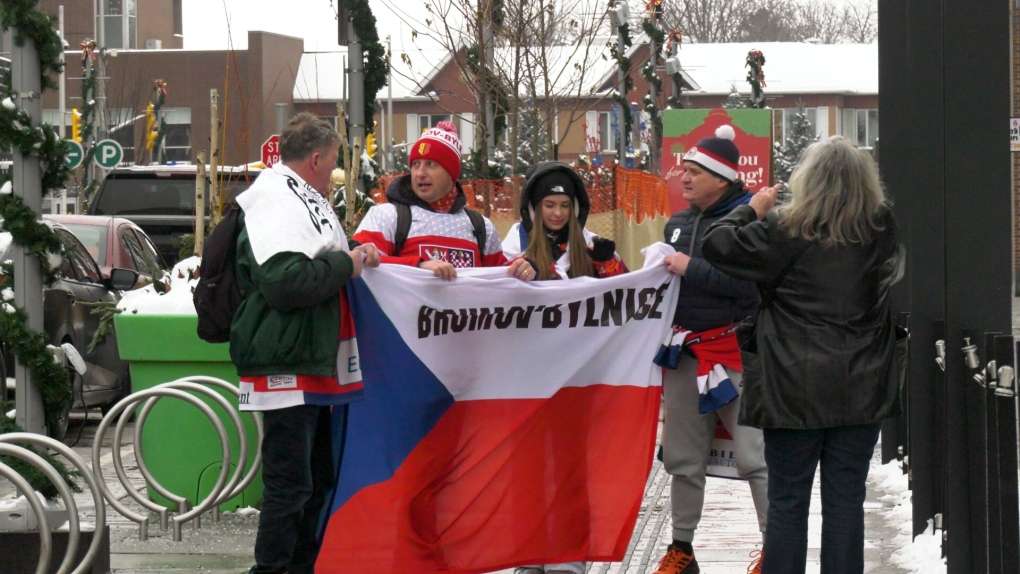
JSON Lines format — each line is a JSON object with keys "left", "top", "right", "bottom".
{"left": 371, "top": 165, "right": 669, "bottom": 224}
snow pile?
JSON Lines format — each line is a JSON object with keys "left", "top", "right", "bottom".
{"left": 117, "top": 256, "right": 200, "bottom": 315}
{"left": 868, "top": 460, "right": 947, "bottom": 573}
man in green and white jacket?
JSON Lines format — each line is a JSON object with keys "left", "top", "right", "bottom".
{"left": 232, "top": 112, "right": 380, "bottom": 574}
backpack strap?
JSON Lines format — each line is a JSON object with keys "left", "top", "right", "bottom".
{"left": 393, "top": 202, "right": 412, "bottom": 256}
{"left": 464, "top": 208, "right": 487, "bottom": 253}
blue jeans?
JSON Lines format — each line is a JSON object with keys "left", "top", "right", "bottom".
{"left": 253, "top": 405, "right": 336, "bottom": 574}
{"left": 761, "top": 423, "right": 881, "bottom": 574}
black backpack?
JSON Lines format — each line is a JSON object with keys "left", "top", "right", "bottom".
{"left": 392, "top": 202, "right": 487, "bottom": 256}
{"left": 194, "top": 204, "right": 243, "bottom": 343}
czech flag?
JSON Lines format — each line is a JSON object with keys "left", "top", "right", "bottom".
{"left": 317, "top": 244, "right": 680, "bottom": 573}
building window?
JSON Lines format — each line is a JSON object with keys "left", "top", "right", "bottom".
{"left": 598, "top": 111, "right": 616, "bottom": 152}
{"left": 98, "top": 0, "right": 137, "bottom": 50}
{"left": 418, "top": 114, "right": 451, "bottom": 133}
{"left": 842, "top": 108, "right": 879, "bottom": 148}
{"left": 161, "top": 107, "right": 191, "bottom": 163}
{"left": 773, "top": 108, "right": 818, "bottom": 147}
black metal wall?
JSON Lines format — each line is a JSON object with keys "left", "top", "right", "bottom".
{"left": 879, "top": 0, "right": 1011, "bottom": 572}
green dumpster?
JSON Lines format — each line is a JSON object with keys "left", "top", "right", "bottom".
{"left": 114, "top": 313, "right": 262, "bottom": 511}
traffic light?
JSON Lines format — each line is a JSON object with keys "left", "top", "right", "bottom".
{"left": 145, "top": 103, "right": 157, "bottom": 152}
{"left": 365, "top": 133, "right": 377, "bottom": 159}
{"left": 71, "top": 109, "right": 81, "bottom": 142}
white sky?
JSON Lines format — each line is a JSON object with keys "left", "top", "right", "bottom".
{"left": 180, "top": 0, "right": 448, "bottom": 53}
{"left": 180, "top": 0, "right": 866, "bottom": 52}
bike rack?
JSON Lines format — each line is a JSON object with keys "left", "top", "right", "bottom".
{"left": 91, "top": 376, "right": 263, "bottom": 541}
{"left": 0, "top": 433, "right": 108, "bottom": 574}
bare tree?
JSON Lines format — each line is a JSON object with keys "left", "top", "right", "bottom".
{"left": 660, "top": 0, "right": 878, "bottom": 44}
{"left": 843, "top": 0, "right": 878, "bottom": 43}
{"left": 797, "top": 2, "right": 844, "bottom": 44}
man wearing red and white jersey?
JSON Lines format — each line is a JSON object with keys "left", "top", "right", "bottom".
{"left": 353, "top": 121, "right": 518, "bottom": 279}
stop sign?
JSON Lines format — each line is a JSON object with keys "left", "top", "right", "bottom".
{"left": 261, "top": 134, "right": 281, "bottom": 167}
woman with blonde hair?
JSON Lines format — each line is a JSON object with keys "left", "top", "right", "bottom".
{"left": 701, "top": 137, "right": 904, "bottom": 574}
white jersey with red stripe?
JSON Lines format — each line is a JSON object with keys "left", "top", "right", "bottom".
{"left": 353, "top": 203, "right": 508, "bottom": 268}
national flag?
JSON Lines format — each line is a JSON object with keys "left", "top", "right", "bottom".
{"left": 316, "top": 244, "right": 679, "bottom": 573}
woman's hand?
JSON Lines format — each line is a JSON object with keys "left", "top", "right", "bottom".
{"left": 750, "top": 185, "right": 780, "bottom": 220}
{"left": 507, "top": 258, "right": 536, "bottom": 282}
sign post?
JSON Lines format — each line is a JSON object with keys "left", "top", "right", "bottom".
{"left": 93, "top": 138, "right": 123, "bottom": 169}
{"left": 261, "top": 135, "right": 281, "bottom": 167}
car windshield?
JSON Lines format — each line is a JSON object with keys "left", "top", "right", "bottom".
{"left": 92, "top": 177, "right": 199, "bottom": 215}
{"left": 62, "top": 223, "right": 109, "bottom": 266}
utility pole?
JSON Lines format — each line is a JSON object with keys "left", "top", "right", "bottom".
{"left": 58, "top": 5, "right": 65, "bottom": 139}
{"left": 610, "top": 3, "right": 630, "bottom": 164}
{"left": 386, "top": 35, "right": 393, "bottom": 172}
{"left": 11, "top": 24, "right": 47, "bottom": 435}
{"left": 343, "top": 13, "right": 366, "bottom": 192}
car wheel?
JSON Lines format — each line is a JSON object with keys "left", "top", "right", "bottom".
{"left": 46, "top": 367, "right": 74, "bottom": 442}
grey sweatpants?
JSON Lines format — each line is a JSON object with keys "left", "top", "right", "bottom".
{"left": 661, "top": 357, "right": 769, "bottom": 543}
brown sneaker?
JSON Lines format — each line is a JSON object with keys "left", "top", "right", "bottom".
{"left": 747, "top": 549, "right": 763, "bottom": 574}
{"left": 653, "top": 544, "right": 700, "bottom": 574}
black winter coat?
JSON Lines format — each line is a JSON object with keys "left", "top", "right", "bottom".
{"left": 702, "top": 204, "right": 905, "bottom": 429}
{"left": 663, "top": 181, "right": 757, "bottom": 332}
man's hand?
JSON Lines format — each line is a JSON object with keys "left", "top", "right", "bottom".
{"left": 354, "top": 244, "right": 381, "bottom": 268}
{"left": 750, "top": 185, "right": 780, "bottom": 220}
{"left": 664, "top": 251, "right": 691, "bottom": 276}
{"left": 420, "top": 259, "right": 457, "bottom": 280}
{"left": 507, "top": 258, "right": 536, "bottom": 282}
{"left": 349, "top": 248, "right": 365, "bottom": 279}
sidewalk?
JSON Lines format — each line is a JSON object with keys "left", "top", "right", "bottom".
{"left": 61, "top": 424, "right": 910, "bottom": 574}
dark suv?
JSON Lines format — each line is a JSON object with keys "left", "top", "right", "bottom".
{"left": 87, "top": 165, "right": 261, "bottom": 265}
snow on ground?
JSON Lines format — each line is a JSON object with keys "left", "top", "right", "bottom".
{"left": 868, "top": 459, "right": 947, "bottom": 573}
{"left": 117, "top": 256, "right": 200, "bottom": 315}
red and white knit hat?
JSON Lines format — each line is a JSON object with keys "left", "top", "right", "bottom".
{"left": 682, "top": 125, "right": 740, "bottom": 182}
{"left": 409, "top": 120, "right": 462, "bottom": 181}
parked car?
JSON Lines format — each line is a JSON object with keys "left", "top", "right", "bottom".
{"left": 87, "top": 164, "right": 261, "bottom": 265}
{"left": 44, "top": 214, "right": 169, "bottom": 287}
{"left": 0, "top": 220, "right": 139, "bottom": 440}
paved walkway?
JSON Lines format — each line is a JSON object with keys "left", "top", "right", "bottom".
{"left": 18, "top": 419, "right": 908, "bottom": 574}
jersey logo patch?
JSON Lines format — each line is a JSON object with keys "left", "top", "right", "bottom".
{"left": 420, "top": 244, "right": 476, "bottom": 268}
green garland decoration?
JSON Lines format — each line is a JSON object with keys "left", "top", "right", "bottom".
{"left": 641, "top": 7, "right": 665, "bottom": 170}
{"left": 0, "top": 0, "right": 81, "bottom": 497}
{"left": 78, "top": 43, "right": 99, "bottom": 206}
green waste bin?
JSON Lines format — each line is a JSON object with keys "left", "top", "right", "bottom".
{"left": 114, "top": 313, "right": 262, "bottom": 511}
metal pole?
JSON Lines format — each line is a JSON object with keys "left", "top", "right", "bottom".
{"left": 347, "top": 20, "right": 365, "bottom": 192}
{"left": 275, "top": 102, "right": 287, "bottom": 134}
{"left": 11, "top": 26, "right": 47, "bottom": 435}
{"left": 95, "top": 0, "right": 106, "bottom": 140}
{"left": 58, "top": 5, "right": 65, "bottom": 139}
{"left": 616, "top": 22, "right": 626, "bottom": 163}
{"left": 387, "top": 35, "right": 393, "bottom": 172}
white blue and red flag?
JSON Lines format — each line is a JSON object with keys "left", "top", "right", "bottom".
{"left": 317, "top": 243, "right": 678, "bottom": 574}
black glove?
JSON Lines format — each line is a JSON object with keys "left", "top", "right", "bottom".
{"left": 588, "top": 237, "right": 616, "bottom": 262}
